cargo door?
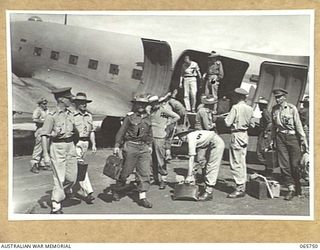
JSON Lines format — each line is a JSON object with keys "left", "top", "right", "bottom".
{"left": 252, "top": 61, "right": 308, "bottom": 109}
{"left": 137, "top": 39, "right": 172, "bottom": 96}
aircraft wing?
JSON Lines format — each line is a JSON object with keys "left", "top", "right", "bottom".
{"left": 12, "top": 69, "right": 132, "bottom": 117}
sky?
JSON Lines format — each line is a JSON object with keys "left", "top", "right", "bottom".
{"left": 10, "top": 12, "right": 311, "bottom": 56}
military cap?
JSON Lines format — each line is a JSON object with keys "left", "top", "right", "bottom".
{"left": 131, "top": 94, "right": 149, "bottom": 103}
{"left": 234, "top": 87, "right": 249, "bottom": 96}
{"left": 272, "top": 88, "right": 288, "bottom": 97}
{"left": 51, "top": 87, "right": 74, "bottom": 99}
{"left": 300, "top": 95, "right": 309, "bottom": 103}
{"left": 208, "top": 51, "right": 220, "bottom": 58}
{"left": 255, "top": 96, "right": 268, "bottom": 105}
{"left": 148, "top": 95, "right": 159, "bottom": 103}
{"left": 37, "top": 97, "right": 48, "bottom": 104}
{"left": 73, "top": 92, "right": 92, "bottom": 103}
{"left": 202, "top": 95, "right": 218, "bottom": 105}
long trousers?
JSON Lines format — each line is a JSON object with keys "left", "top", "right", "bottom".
{"left": 229, "top": 131, "right": 248, "bottom": 191}
{"left": 183, "top": 77, "right": 197, "bottom": 111}
{"left": 152, "top": 138, "right": 167, "bottom": 182}
{"left": 204, "top": 134, "right": 225, "bottom": 188}
{"left": 276, "top": 133, "right": 302, "bottom": 187}
{"left": 30, "top": 128, "right": 45, "bottom": 166}
{"left": 120, "top": 141, "right": 151, "bottom": 192}
{"left": 75, "top": 140, "right": 93, "bottom": 197}
{"left": 50, "top": 141, "right": 78, "bottom": 203}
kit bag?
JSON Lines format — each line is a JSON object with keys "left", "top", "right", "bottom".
{"left": 103, "top": 154, "right": 123, "bottom": 180}
{"left": 77, "top": 162, "right": 88, "bottom": 182}
{"left": 173, "top": 183, "right": 199, "bottom": 201}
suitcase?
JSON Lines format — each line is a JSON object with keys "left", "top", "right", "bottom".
{"left": 265, "top": 150, "right": 278, "bottom": 169}
{"left": 246, "top": 179, "right": 269, "bottom": 200}
{"left": 103, "top": 154, "right": 123, "bottom": 180}
{"left": 173, "top": 183, "right": 199, "bottom": 201}
{"left": 77, "top": 162, "right": 88, "bottom": 181}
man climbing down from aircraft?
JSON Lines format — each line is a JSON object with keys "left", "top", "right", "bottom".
{"left": 30, "top": 98, "right": 49, "bottom": 174}
{"left": 179, "top": 55, "right": 202, "bottom": 113}
{"left": 177, "top": 129, "right": 225, "bottom": 201}
{"left": 204, "top": 51, "right": 224, "bottom": 114}
{"left": 271, "top": 88, "right": 308, "bottom": 201}
{"left": 149, "top": 95, "right": 180, "bottom": 190}
{"left": 41, "top": 87, "right": 78, "bottom": 214}
{"left": 225, "top": 88, "right": 255, "bottom": 198}
{"left": 72, "top": 92, "right": 97, "bottom": 205}
{"left": 113, "top": 94, "right": 154, "bottom": 208}
{"left": 254, "top": 97, "right": 273, "bottom": 176}
{"left": 161, "top": 92, "right": 181, "bottom": 161}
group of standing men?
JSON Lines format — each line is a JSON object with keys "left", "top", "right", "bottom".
{"left": 29, "top": 53, "right": 309, "bottom": 213}
{"left": 30, "top": 88, "right": 97, "bottom": 214}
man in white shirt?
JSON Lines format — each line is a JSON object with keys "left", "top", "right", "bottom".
{"left": 177, "top": 130, "right": 225, "bottom": 201}
{"left": 179, "top": 55, "right": 202, "bottom": 113}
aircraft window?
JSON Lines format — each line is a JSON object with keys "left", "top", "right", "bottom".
{"left": 33, "top": 47, "right": 42, "bottom": 56}
{"left": 132, "top": 69, "right": 142, "bottom": 80}
{"left": 88, "top": 59, "right": 98, "bottom": 70}
{"left": 69, "top": 55, "right": 78, "bottom": 65}
{"left": 109, "top": 64, "right": 119, "bottom": 75}
{"left": 50, "top": 51, "right": 60, "bottom": 60}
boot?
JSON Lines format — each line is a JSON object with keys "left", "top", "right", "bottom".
{"left": 30, "top": 163, "right": 40, "bottom": 174}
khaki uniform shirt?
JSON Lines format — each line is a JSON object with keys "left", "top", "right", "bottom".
{"left": 32, "top": 107, "right": 48, "bottom": 128}
{"left": 225, "top": 101, "right": 254, "bottom": 131}
{"left": 271, "top": 102, "right": 306, "bottom": 141}
{"left": 74, "top": 111, "right": 94, "bottom": 138}
{"left": 115, "top": 112, "right": 153, "bottom": 147}
{"left": 181, "top": 61, "right": 200, "bottom": 77}
{"left": 195, "top": 107, "right": 217, "bottom": 130}
{"left": 187, "top": 130, "right": 217, "bottom": 156}
{"left": 207, "top": 60, "right": 224, "bottom": 80}
{"left": 150, "top": 106, "right": 180, "bottom": 138}
{"left": 41, "top": 107, "right": 76, "bottom": 139}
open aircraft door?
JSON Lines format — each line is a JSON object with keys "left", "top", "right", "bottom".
{"left": 137, "top": 38, "right": 173, "bottom": 96}
{"left": 252, "top": 61, "right": 308, "bottom": 110}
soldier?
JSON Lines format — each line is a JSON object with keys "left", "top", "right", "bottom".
{"left": 195, "top": 95, "right": 218, "bottom": 131}
{"left": 179, "top": 129, "right": 225, "bottom": 201}
{"left": 30, "top": 98, "right": 49, "bottom": 173}
{"left": 225, "top": 88, "right": 255, "bottom": 198}
{"left": 194, "top": 95, "right": 218, "bottom": 171}
{"left": 203, "top": 52, "right": 224, "bottom": 114}
{"left": 73, "top": 92, "right": 97, "bottom": 204}
{"left": 179, "top": 55, "right": 202, "bottom": 113}
{"left": 41, "top": 87, "right": 77, "bottom": 214}
{"left": 299, "top": 96, "right": 309, "bottom": 143}
{"left": 113, "top": 95, "right": 153, "bottom": 208}
{"left": 271, "top": 88, "right": 308, "bottom": 201}
{"left": 255, "top": 97, "right": 273, "bottom": 176}
{"left": 150, "top": 95, "right": 180, "bottom": 189}
{"left": 168, "top": 89, "right": 188, "bottom": 125}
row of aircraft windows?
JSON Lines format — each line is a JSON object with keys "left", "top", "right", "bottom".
{"left": 32, "top": 46, "right": 142, "bottom": 80}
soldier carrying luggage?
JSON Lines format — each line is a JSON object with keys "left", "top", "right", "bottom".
{"left": 113, "top": 94, "right": 153, "bottom": 208}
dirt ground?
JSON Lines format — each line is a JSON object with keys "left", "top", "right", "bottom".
{"left": 11, "top": 148, "right": 310, "bottom": 217}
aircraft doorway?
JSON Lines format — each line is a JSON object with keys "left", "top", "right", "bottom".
{"left": 137, "top": 39, "right": 172, "bottom": 96}
{"left": 170, "top": 50, "right": 249, "bottom": 109}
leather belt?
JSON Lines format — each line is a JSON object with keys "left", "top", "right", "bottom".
{"left": 79, "top": 137, "right": 90, "bottom": 141}
{"left": 231, "top": 129, "right": 247, "bottom": 133}
{"left": 278, "top": 130, "right": 296, "bottom": 135}
{"left": 127, "top": 140, "right": 146, "bottom": 145}
{"left": 52, "top": 137, "right": 74, "bottom": 143}
{"left": 183, "top": 75, "right": 196, "bottom": 78}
